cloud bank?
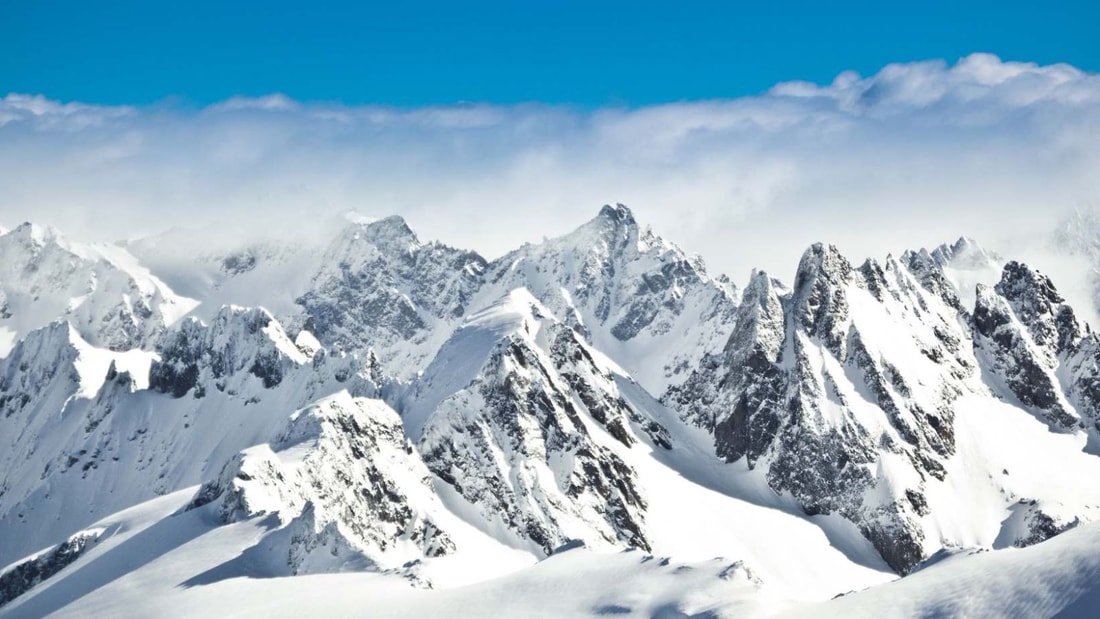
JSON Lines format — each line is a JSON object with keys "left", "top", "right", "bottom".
{"left": 2, "top": 53, "right": 1100, "bottom": 282}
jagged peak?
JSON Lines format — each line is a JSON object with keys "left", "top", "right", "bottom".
{"left": 363, "top": 215, "right": 418, "bottom": 245}
{"left": 331, "top": 214, "right": 421, "bottom": 256}
{"left": 502, "top": 204, "right": 710, "bottom": 286}
{"left": 901, "top": 236, "right": 999, "bottom": 273}
{"left": 787, "top": 244, "right": 855, "bottom": 341}
{"left": 799, "top": 241, "right": 845, "bottom": 262}
{"left": 1, "top": 221, "right": 151, "bottom": 275}
{"left": 996, "top": 261, "right": 1065, "bottom": 304}
{"left": 725, "top": 270, "right": 785, "bottom": 360}
{"left": 151, "top": 305, "right": 310, "bottom": 397}
{"left": 325, "top": 214, "right": 487, "bottom": 273}
{"left": 741, "top": 269, "right": 779, "bottom": 302}
{"left": 597, "top": 203, "right": 637, "bottom": 226}
{"left": 1, "top": 222, "right": 99, "bottom": 262}
{"left": 213, "top": 303, "right": 278, "bottom": 324}
{"left": 169, "top": 304, "right": 281, "bottom": 340}
{"left": 882, "top": 252, "right": 906, "bottom": 272}
{"left": 738, "top": 270, "right": 784, "bottom": 314}
{"left": 552, "top": 203, "right": 641, "bottom": 251}
{"left": 794, "top": 243, "right": 852, "bottom": 287}
{"left": 931, "top": 236, "right": 998, "bottom": 269}
{"left": 982, "top": 262, "right": 1084, "bottom": 355}
{"left": 860, "top": 256, "right": 884, "bottom": 273}
{"left": 400, "top": 288, "right": 562, "bottom": 438}
{"left": 950, "top": 235, "right": 980, "bottom": 253}
{"left": 164, "top": 304, "right": 304, "bottom": 363}
{"left": 6, "top": 320, "right": 82, "bottom": 358}
{"left": 8, "top": 221, "right": 62, "bottom": 247}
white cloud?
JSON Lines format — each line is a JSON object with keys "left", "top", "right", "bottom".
{"left": 1, "top": 53, "right": 1099, "bottom": 286}
{"left": 209, "top": 93, "right": 300, "bottom": 112}
{"left": 0, "top": 93, "right": 134, "bottom": 129}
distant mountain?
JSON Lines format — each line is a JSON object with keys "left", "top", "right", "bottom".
{"left": 296, "top": 214, "right": 487, "bottom": 380}
{"left": 295, "top": 205, "right": 737, "bottom": 392}
{"left": 0, "top": 223, "right": 196, "bottom": 353}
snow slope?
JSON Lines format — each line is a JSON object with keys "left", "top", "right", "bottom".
{"left": 784, "top": 521, "right": 1100, "bottom": 619}
{"left": 5, "top": 490, "right": 1100, "bottom": 618}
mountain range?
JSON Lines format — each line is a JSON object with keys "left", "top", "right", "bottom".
{"left": 2, "top": 205, "right": 1100, "bottom": 618}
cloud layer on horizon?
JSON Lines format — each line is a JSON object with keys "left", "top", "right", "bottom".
{"left": 2, "top": 53, "right": 1099, "bottom": 282}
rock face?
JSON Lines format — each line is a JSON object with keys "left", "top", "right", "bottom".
{"left": 0, "top": 223, "right": 195, "bottom": 352}
{"left": 0, "top": 528, "right": 102, "bottom": 607}
{"left": 297, "top": 216, "right": 487, "bottom": 379}
{"left": 150, "top": 305, "right": 307, "bottom": 397}
{"left": 295, "top": 205, "right": 738, "bottom": 393}
{"left": 150, "top": 304, "right": 382, "bottom": 404}
{"left": 408, "top": 289, "right": 657, "bottom": 555}
{"left": 0, "top": 322, "right": 130, "bottom": 539}
{"left": 673, "top": 270, "right": 787, "bottom": 465}
{"left": 191, "top": 391, "right": 455, "bottom": 576}
{"left": 668, "top": 243, "right": 1030, "bottom": 573}
{"left": 0, "top": 321, "right": 81, "bottom": 421}
{"left": 973, "top": 261, "right": 1100, "bottom": 434}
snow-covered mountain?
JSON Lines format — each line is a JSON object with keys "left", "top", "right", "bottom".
{"left": 2, "top": 205, "right": 1100, "bottom": 618}
{"left": 124, "top": 224, "right": 322, "bottom": 323}
{"left": 0, "top": 223, "right": 196, "bottom": 354}
{"left": 469, "top": 204, "right": 739, "bottom": 395}
{"left": 406, "top": 288, "right": 655, "bottom": 555}
{"left": 667, "top": 241, "right": 1100, "bottom": 573}
{"left": 292, "top": 205, "right": 738, "bottom": 391}
{"left": 1052, "top": 208, "right": 1100, "bottom": 318}
{"left": 296, "top": 215, "right": 487, "bottom": 380}
{"left": 188, "top": 390, "right": 457, "bottom": 578}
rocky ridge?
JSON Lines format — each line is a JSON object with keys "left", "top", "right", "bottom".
{"left": 4, "top": 205, "right": 1100, "bottom": 611}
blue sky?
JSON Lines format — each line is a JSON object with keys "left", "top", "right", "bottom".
{"left": 1, "top": 0, "right": 1093, "bottom": 106}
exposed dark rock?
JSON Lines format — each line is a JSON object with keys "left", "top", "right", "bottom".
{"left": 0, "top": 530, "right": 100, "bottom": 607}
{"left": 150, "top": 307, "right": 296, "bottom": 397}
{"left": 420, "top": 326, "right": 651, "bottom": 555}
{"left": 221, "top": 251, "right": 258, "bottom": 275}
